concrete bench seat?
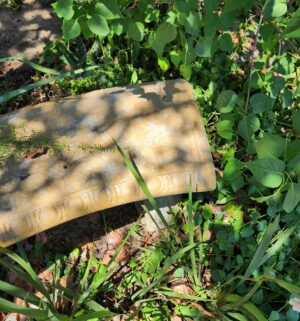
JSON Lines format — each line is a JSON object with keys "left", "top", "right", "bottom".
{"left": 0, "top": 79, "right": 216, "bottom": 247}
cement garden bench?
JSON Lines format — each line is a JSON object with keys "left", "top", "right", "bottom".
{"left": 0, "top": 79, "right": 216, "bottom": 247}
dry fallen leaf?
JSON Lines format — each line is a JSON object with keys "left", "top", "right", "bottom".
{"left": 80, "top": 242, "right": 94, "bottom": 261}
{"left": 38, "top": 268, "right": 53, "bottom": 284}
{"left": 171, "top": 281, "right": 194, "bottom": 296}
{"left": 107, "top": 231, "right": 123, "bottom": 250}
{"left": 23, "top": 147, "right": 48, "bottom": 159}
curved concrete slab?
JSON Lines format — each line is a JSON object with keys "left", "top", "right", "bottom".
{"left": 0, "top": 79, "right": 216, "bottom": 247}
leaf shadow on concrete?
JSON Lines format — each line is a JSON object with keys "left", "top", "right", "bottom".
{"left": 0, "top": 80, "right": 215, "bottom": 248}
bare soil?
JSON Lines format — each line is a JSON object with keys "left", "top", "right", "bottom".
{"left": 0, "top": 0, "right": 60, "bottom": 70}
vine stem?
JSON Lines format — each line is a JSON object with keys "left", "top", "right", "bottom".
{"left": 244, "top": 14, "right": 263, "bottom": 115}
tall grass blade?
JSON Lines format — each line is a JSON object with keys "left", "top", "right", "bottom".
{"left": 72, "top": 310, "right": 115, "bottom": 321}
{"left": 243, "top": 215, "right": 280, "bottom": 280}
{"left": 80, "top": 251, "right": 93, "bottom": 292}
{"left": 240, "top": 300, "right": 267, "bottom": 321}
{"left": 19, "top": 59, "right": 60, "bottom": 75}
{"left": 84, "top": 300, "right": 108, "bottom": 312}
{"left": 131, "top": 244, "right": 195, "bottom": 300}
{"left": 75, "top": 226, "right": 135, "bottom": 311}
{"left": 225, "top": 312, "right": 250, "bottom": 321}
{"left": 0, "top": 54, "right": 62, "bottom": 74}
{"left": 0, "top": 65, "right": 99, "bottom": 104}
{"left": 0, "top": 247, "right": 52, "bottom": 304}
{"left": 187, "top": 176, "right": 198, "bottom": 286}
{"left": 222, "top": 294, "right": 267, "bottom": 321}
{"left": 158, "top": 289, "right": 207, "bottom": 302}
{"left": 243, "top": 218, "right": 298, "bottom": 282}
{"left": 198, "top": 211, "right": 203, "bottom": 284}
{"left": 262, "top": 275, "right": 300, "bottom": 295}
{"left": 0, "top": 297, "right": 48, "bottom": 320}
{"left": 260, "top": 222, "right": 298, "bottom": 266}
{"left": 0, "top": 54, "right": 26, "bottom": 62}
{"left": 0, "top": 280, "right": 40, "bottom": 306}
{"left": 114, "top": 139, "right": 173, "bottom": 235}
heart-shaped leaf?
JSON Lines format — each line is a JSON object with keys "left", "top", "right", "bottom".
{"left": 247, "top": 157, "right": 285, "bottom": 188}
{"left": 216, "top": 90, "right": 238, "bottom": 113}
{"left": 217, "top": 119, "right": 234, "bottom": 140}
{"left": 283, "top": 183, "right": 300, "bottom": 213}
{"left": 158, "top": 57, "right": 170, "bottom": 73}
{"left": 224, "top": 158, "right": 245, "bottom": 191}
{"left": 53, "top": 0, "right": 74, "bottom": 20}
{"left": 127, "top": 21, "right": 144, "bottom": 41}
{"left": 151, "top": 22, "right": 177, "bottom": 56}
{"left": 238, "top": 114, "right": 260, "bottom": 142}
{"left": 94, "top": 0, "right": 122, "bottom": 20}
{"left": 87, "top": 14, "right": 109, "bottom": 37}
{"left": 283, "top": 8, "right": 300, "bottom": 38}
{"left": 263, "top": 0, "right": 287, "bottom": 18}
{"left": 255, "top": 134, "right": 285, "bottom": 159}
{"left": 250, "top": 93, "right": 273, "bottom": 113}
{"left": 62, "top": 18, "right": 81, "bottom": 41}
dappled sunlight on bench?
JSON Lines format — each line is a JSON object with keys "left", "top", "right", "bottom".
{"left": 0, "top": 79, "right": 216, "bottom": 247}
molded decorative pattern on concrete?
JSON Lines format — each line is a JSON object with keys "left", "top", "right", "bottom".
{"left": 0, "top": 79, "right": 216, "bottom": 247}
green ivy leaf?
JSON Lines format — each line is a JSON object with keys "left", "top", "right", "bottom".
{"left": 145, "top": 7, "right": 159, "bottom": 23}
{"left": 170, "top": 51, "right": 181, "bottom": 67}
{"left": 255, "top": 134, "right": 285, "bottom": 159}
{"left": 183, "top": 10, "right": 201, "bottom": 36}
{"left": 195, "top": 37, "right": 213, "bottom": 58}
{"left": 223, "top": 0, "right": 248, "bottom": 13}
{"left": 181, "top": 38, "right": 196, "bottom": 65}
{"left": 263, "top": 0, "right": 287, "bottom": 19}
{"left": 78, "top": 17, "right": 93, "bottom": 39}
{"left": 53, "top": 0, "right": 74, "bottom": 20}
{"left": 224, "top": 158, "right": 245, "bottom": 192}
{"left": 179, "top": 64, "right": 192, "bottom": 80}
{"left": 283, "top": 183, "right": 300, "bottom": 213}
{"left": 246, "top": 157, "right": 285, "bottom": 188}
{"left": 250, "top": 93, "right": 273, "bottom": 113}
{"left": 286, "top": 140, "right": 300, "bottom": 161}
{"left": 62, "top": 18, "right": 81, "bottom": 41}
{"left": 127, "top": 21, "right": 144, "bottom": 41}
{"left": 94, "top": 0, "right": 122, "bottom": 20}
{"left": 216, "top": 90, "right": 238, "bottom": 113}
{"left": 151, "top": 22, "right": 177, "bottom": 56}
{"left": 283, "top": 8, "right": 300, "bottom": 38}
{"left": 219, "top": 33, "right": 233, "bottom": 52}
{"left": 238, "top": 114, "right": 260, "bottom": 143}
{"left": 87, "top": 14, "right": 109, "bottom": 37}
{"left": 158, "top": 57, "right": 170, "bottom": 73}
{"left": 217, "top": 119, "right": 234, "bottom": 140}
{"left": 292, "top": 109, "right": 300, "bottom": 135}
{"left": 131, "top": 70, "right": 138, "bottom": 84}
{"left": 288, "top": 155, "right": 300, "bottom": 182}
{"left": 110, "top": 19, "right": 124, "bottom": 36}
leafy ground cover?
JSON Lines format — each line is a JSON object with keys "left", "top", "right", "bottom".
{"left": 0, "top": 0, "right": 300, "bottom": 320}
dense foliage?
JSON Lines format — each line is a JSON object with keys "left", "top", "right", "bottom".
{"left": 0, "top": 0, "right": 300, "bottom": 320}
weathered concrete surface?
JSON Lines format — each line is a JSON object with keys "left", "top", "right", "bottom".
{"left": 0, "top": 79, "right": 216, "bottom": 247}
